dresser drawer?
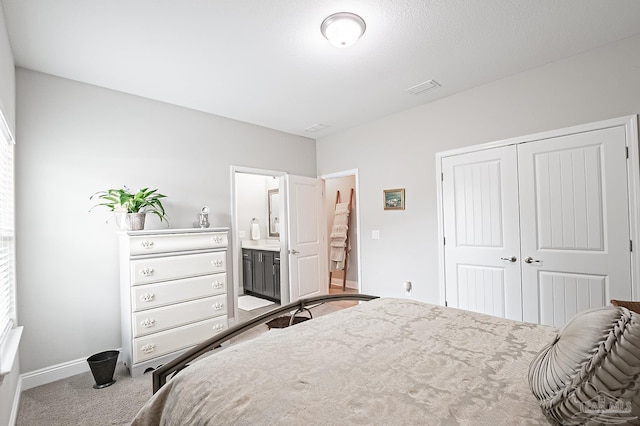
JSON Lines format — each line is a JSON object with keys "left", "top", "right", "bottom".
{"left": 130, "top": 251, "right": 226, "bottom": 285}
{"left": 132, "top": 294, "right": 227, "bottom": 337}
{"left": 131, "top": 273, "right": 226, "bottom": 312}
{"left": 133, "top": 316, "right": 228, "bottom": 363}
{"left": 129, "top": 232, "right": 228, "bottom": 255}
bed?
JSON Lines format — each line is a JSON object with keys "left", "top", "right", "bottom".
{"left": 132, "top": 295, "right": 559, "bottom": 425}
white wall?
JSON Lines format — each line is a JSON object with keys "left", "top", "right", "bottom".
{"left": 317, "top": 34, "right": 640, "bottom": 304}
{"left": 235, "top": 173, "right": 275, "bottom": 242}
{"left": 14, "top": 69, "right": 316, "bottom": 373}
{"left": 0, "top": 3, "right": 19, "bottom": 425}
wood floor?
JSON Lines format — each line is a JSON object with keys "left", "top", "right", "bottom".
{"left": 328, "top": 285, "right": 358, "bottom": 308}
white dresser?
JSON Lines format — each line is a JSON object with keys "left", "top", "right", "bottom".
{"left": 119, "top": 228, "right": 230, "bottom": 377}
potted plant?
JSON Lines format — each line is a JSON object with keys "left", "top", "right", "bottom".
{"left": 90, "top": 186, "right": 168, "bottom": 230}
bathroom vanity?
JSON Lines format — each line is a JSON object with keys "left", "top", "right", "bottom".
{"left": 241, "top": 240, "right": 280, "bottom": 303}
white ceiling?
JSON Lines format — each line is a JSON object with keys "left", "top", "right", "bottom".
{"left": 3, "top": 0, "right": 640, "bottom": 138}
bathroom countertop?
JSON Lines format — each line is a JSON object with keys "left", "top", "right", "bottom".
{"left": 241, "top": 239, "right": 281, "bottom": 252}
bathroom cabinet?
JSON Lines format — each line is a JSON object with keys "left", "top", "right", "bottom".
{"left": 242, "top": 248, "right": 280, "bottom": 303}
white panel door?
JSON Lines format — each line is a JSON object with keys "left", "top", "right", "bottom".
{"left": 442, "top": 146, "right": 523, "bottom": 320}
{"left": 519, "top": 126, "right": 632, "bottom": 327}
{"left": 286, "top": 175, "right": 327, "bottom": 301}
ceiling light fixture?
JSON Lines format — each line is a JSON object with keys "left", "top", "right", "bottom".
{"left": 321, "top": 12, "right": 366, "bottom": 48}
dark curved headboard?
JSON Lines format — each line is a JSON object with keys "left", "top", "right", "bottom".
{"left": 152, "top": 293, "right": 379, "bottom": 393}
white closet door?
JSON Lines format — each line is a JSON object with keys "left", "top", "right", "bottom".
{"left": 519, "top": 126, "right": 632, "bottom": 327}
{"left": 442, "top": 146, "right": 523, "bottom": 320}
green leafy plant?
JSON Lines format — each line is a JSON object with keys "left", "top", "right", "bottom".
{"left": 90, "top": 186, "right": 168, "bottom": 223}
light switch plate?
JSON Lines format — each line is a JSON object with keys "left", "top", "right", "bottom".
{"left": 372, "top": 230, "right": 380, "bottom": 240}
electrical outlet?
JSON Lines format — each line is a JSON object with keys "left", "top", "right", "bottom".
{"left": 239, "top": 231, "right": 246, "bottom": 238}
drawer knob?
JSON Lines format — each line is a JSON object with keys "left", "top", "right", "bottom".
{"left": 140, "top": 240, "right": 155, "bottom": 249}
{"left": 213, "top": 302, "right": 224, "bottom": 310}
{"left": 141, "top": 344, "right": 155, "bottom": 354}
{"left": 140, "top": 318, "right": 156, "bottom": 328}
{"left": 140, "top": 293, "right": 155, "bottom": 302}
{"left": 213, "top": 324, "right": 224, "bottom": 332}
{"left": 213, "top": 236, "right": 223, "bottom": 243}
{"left": 211, "top": 259, "right": 223, "bottom": 267}
{"left": 140, "top": 267, "right": 154, "bottom": 277}
{"left": 212, "top": 281, "right": 223, "bottom": 289}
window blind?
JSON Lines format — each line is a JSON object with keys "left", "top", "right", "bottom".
{"left": 0, "top": 113, "right": 15, "bottom": 345}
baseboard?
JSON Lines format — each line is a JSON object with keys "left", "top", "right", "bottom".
{"left": 21, "top": 357, "right": 90, "bottom": 391}
{"left": 21, "top": 350, "right": 122, "bottom": 391}
{"left": 9, "top": 375, "right": 22, "bottom": 426}
{"left": 330, "top": 278, "right": 358, "bottom": 290}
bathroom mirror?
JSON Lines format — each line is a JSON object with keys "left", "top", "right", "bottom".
{"left": 268, "top": 189, "right": 280, "bottom": 237}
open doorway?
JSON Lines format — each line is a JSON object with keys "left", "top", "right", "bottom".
{"left": 231, "top": 167, "right": 358, "bottom": 325}
{"left": 231, "top": 167, "right": 329, "bottom": 325}
{"left": 322, "top": 170, "right": 360, "bottom": 295}
{"left": 231, "top": 167, "right": 286, "bottom": 326}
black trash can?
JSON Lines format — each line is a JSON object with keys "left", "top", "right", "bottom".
{"left": 87, "top": 350, "right": 119, "bottom": 389}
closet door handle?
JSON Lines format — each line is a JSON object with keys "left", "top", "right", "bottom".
{"left": 524, "top": 256, "right": 541, "bottom": 264}
{"left": 500, "top": 256, "right": 517, "bottom": 263}
{"left": 289, "top": 249, "right": 300, "bottom": 255}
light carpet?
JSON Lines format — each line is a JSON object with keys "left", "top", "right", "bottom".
{"left": 238, "top": 295, "right": 275, "bottom": 311}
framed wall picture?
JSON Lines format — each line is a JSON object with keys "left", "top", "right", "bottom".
{"left": 383, "top": 188, "right": 405, "bottom": 210}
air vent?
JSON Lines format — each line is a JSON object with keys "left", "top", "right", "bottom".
{"left": 304, "top": 123, "right": 330, "bottom": 133}
{"left": 406, "top": 79, "right": 440, "bottom": 95}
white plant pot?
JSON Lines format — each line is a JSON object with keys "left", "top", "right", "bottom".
{"left": 126, "top": 213, "right": 146, "bottom": 231}
{"left": 114, "top": 212, "right": 127, "bottom": 230}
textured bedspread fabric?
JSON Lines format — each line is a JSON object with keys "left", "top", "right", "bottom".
{"left": 132, "top": 298, "right": 558, "bottom": 425}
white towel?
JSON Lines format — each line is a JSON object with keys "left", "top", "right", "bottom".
{"left": 329, "top": 199, "right": 351, "bottom": 272}
{"left": 330, "top": 259, "right": 345, "bottom": 272}
{"left": 331, "top": 225, "right": 349, "bottom": 238}
{"left": 251, "top": 222, "right": 260, "bottom": 240}
{"left": 332, "top": 214, "right": 348, "bottom": 227}
{"left": 334, "top": 202, "right": 350, "bottom": 215}
{"left": 330, "top": 246, "right": 346, "bottom": 262}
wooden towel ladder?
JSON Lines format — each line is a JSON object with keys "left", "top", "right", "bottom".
{"left": 329, "top": 188, "right": 354, "bottom": 291}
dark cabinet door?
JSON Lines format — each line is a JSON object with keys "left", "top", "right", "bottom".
{"left": 242, "top": 248, "right": 281, "bottom": 303}
{"left": 274, "top": 255, "right": 280, "bottom": 301}
{"left": 242, "top": 250, "right": 254, "bottom": 292}
{"left": 262, "top": 251, "right": 275, "bottom": 299}
{"left": 252, "top": 250, "right": 266, "bottom": 296}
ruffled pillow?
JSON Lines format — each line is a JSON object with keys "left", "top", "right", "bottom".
{"left": 528, "top": 306, "right": 640, "bottom": 425}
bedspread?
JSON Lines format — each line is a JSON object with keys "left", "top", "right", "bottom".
{"left": 132, "top": 298, "right": 557, "bottom": 425}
